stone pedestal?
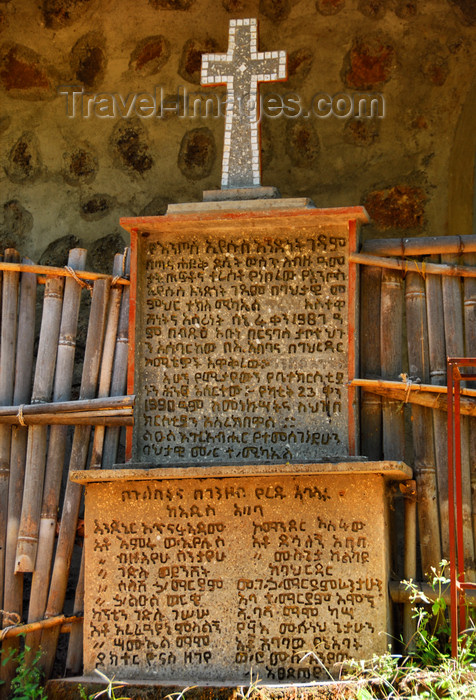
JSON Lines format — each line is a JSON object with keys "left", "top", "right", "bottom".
{"left": 72, "top": 461, "right": 411, "bottom": 684}
{"left": 120, "top": 201, "right": 369, "bottom": 467}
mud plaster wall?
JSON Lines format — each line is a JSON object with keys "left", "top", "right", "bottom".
{"left": 0, "top": 0, "right": 475, "bottom": 270}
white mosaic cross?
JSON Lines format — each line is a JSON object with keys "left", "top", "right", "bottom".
{"left": 201, "top": 18, "right": 286, "bottom": 189}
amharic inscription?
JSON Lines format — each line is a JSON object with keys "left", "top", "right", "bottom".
{"left": 84, "top": 473, "right": 388, "bottom": 682}
{"left": 135, "top": 229, "right": 351, "bottom": 465}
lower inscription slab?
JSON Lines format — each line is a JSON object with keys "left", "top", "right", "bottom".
{"left": 77, "top": 463, "right": 411, "bottom": 683}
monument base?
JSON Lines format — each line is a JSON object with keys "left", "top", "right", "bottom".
{"left": 45, "top": 676, "right": 379, "bottom": 699}
{"left": 72, "top": 461, "right": 411, "bottom": 684}
{"left": 166, "top": 196, "right": 315, "bottom": 214}
{"left": 203, "top": 186, "right": 281, "bottom": 201}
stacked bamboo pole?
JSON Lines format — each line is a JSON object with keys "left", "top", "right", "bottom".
{"left": 16, "top": 249, "right": 86, "bottom": 575}
{"left": 360, "top": 266, "right": 382, "bottom": 459}
{"left": 1, "top": 260, "right": 37, "bottom": 692}
{"left": 102, "top": 249, "right": 131, "bottom": 467}
{"left": 0, "top": 250, "right": 21, "bottom": 611}
{"left": 380, "top": 269, "right": 405, "bottom": 460}
{"left": 425, "top": 255, "right": 450, "bottom": 558}
{"left": 405, "top": 272, "right": 441, "bottom": 571}
{"left": 40, "top": 277, "right": 110, "bottom": 676}
{"left": 66, "top": 253, "right": 125, "bottom": 674}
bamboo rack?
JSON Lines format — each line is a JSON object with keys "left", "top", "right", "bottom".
{"left": 0, "top": 245, "right": 131, "bottom": 694}
{"left": 351, "top": 252, "right": 476, "bottom": 278}
{"left": 355, "top": 233, "right": 476, "bottom": 646}
{"left": 0, "top": 260, "right": 130, "bottom": 285}
{"left": 362, "top": 234, "right": 476, "bottom": 256}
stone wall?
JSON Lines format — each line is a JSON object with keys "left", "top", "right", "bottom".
{"left": 0, "top": 0, "right": 475, "bottom": 269}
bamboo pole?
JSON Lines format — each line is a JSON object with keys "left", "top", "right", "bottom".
{"left": 1, "top": 615, "right": 81, "bottom": 640}
{"left": 85, "top": 253, "right": 124, "bottom": 469}
{"left": 350, "top": 252, "right": 476, "bottom": 278}
{"left": 0, "top": 410, "right": 132, "bottom": 425}
{"left": 442, "top": 253, "right": 475, "bottom": 577}
{"left": 380, "top": 270, "right": 405, "bottom": 460}
{"left": 362, "top": 234, "right": 476, "bottom": 257}
{"left": 405, "top": 272, "right": 441, "bottom": 572}
{"left": 462, "top": 253, "right": 476, "bottom": 564}
{"left": 425, "top": 255, "right": 450, "bottom": 557}
{"left": 65, "top": 548, "right": 84, "bottom": 674}
{"left": 39, "top": 278, "right": 110, "bottom": 677}
{"left": 0, "top": 260, "right": 129, "bottom": 284}
{"left": 360, "top": 266, "right": 382, "bottom": 459}
{"left": 389, "top": 580, "right": 472, "bottom": 605}
{"left": 1, "top": 261, "right": 37, "bottom": 694}
{"left": 353, "top": 377, "right": 476, "bottom": 398}
{"left": 66, "top": 254, "right": 124, "bottom": 674}
{"left": 400, "top": 480, "right": 417, "bottom": 646}
{"left": 0, "top": 250, "right": 21, "bottom": 612}
{"left": 0, "top": 395, "right": 133, "bottom": 419}
{"left": 102, "top": 249, "right": 131, "bottom": 467}
{"left": 16, "top": 249, "right": 86, "bottom": 575}
{"left": 355, "top": 381, "right": 476, "bottom": 415}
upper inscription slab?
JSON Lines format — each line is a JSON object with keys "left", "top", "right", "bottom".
{"left": 126, "top": 208, "right": 362, "bottom": 467}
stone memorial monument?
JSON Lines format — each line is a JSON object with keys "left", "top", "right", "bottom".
{"left": 74, "top": 17, "right": 411, "bottom": 686}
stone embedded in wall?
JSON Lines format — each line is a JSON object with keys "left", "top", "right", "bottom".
{"left": 285, "top": 120, "right": 320, "bottom": 168}
{"left": 395, "top": 0, "right": 417, "bottom": 18}
{"left": 70, "top": 32, "right": 106, "bottom": 90}
{"left": 358, "top": 0, "right": 387, "bottom": 19}
{"left": 344, "top": 118, "right": 380, "bottom": 146}
{"left": 316, "top": 0, "right": 345, "bottom": 15}
{"left": 449, "top": 0, "right": 476, "bottom": 26}
{"left": 259, "top": 0, "right": 292, "bottom": 22}
{"left": 110, "top": 119, "right": 153, "bottom": 175}
{"left": 5, "top": 131, "right": 41, "bottom": 183}
{"left": 0, "top": 43, "right": 53, "bottom": 98}
{"left": 420, "top": 44, "right": 450, "bottom": 86}
{"left": 87, "top": 232, "right": 126, "bottom": 273}
{"left": 39, "top": 234, "right": 81, "bottom": 267}
{"left": 0, "top": 10, "right": 9, "bottom": 31}
{"left": 179, "top": 38, "right": 220, "bottom": 84}
{"left": 42, "top": 0, "right": 93, "bottom": 29}
{"left": 178, "top": 127, "right": 216, "bottom": 180}
{"left": 62, "top": 143, "right": 98, "bottom": 185}
{"left": 149, "top": 0, "right": 196, "bottom": 9}
{"left": 0, "top": 199, "right": 33, "bottom": 248}
{"left": 342, "top": 34, "right": 396, "bottom": 90}
{"left": 0, "top": 114, "right": 11, "bottom": 135}
{"left": 139, "top": 196, "right": 168, "bottom": 216}
{"left": 222, "top": 0, "right": 246, "bottom": 11}
{"left": 129, "top": 35, "right": 170, "bottom": 76}
{"left": 79, "top": 194, "right": 115, "bottom": 221}
{"left": 364, "top": 185, "right": 426, "bottom": 230}
{"left": 286, "top": 47, "right": 314, "bottom": 87}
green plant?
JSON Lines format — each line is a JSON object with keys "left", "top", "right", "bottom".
{"left": 1, "top": 643, "right": 47, "bottom": 700}
{"left": 164, "top": 686, "right": 195, "bottom": 700}
{"left": 79, "top": 669, "right": 131, "bottom": 700}
{"left": 403, "top": 559, "right": 454, "bottom": 665}
{"left": 338, "top": 561, "right": 476, "bottom": 698}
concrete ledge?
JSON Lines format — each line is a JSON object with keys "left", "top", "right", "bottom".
{"left": 45, "top": 677, "right": 365, "bottom": 699}
{"left": 71, "top": 460, "right": 412, "bottom": 484}
{"left": 203, "top": 186, "right": 282, "bottom": 201}
{"left": 166, "top": 197, "right": 315, "bottom": 214}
